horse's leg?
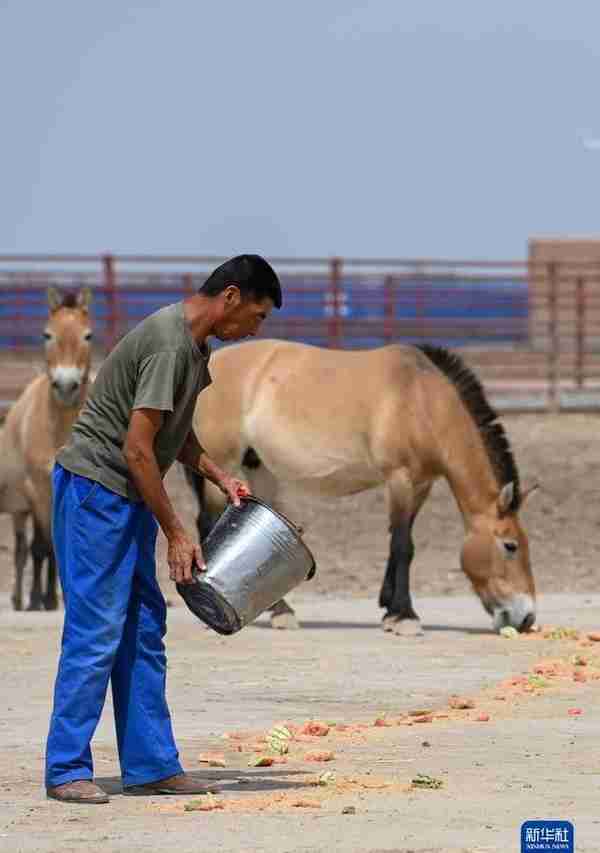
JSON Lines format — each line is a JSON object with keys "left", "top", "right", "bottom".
{"left": 45, "top": 548, "right": 58, "bottom": 610}
{"left": 24, "top": 478, "right": 52, "bottom": 611}
{"left": 27, "top": 518, "right": 45, "bottom": 612}
{"left": 380, "top": 477, "right": 431, "bottom": 637}
{"left": 269, "top": 598, "right": 299, "bottom": 630}
{"left": 11, "top": 512, "right": 28, "bottom": 611}
{"left": 30, "top": 518, "right": 58, "bottom": 611}
{"left": 183, "top": 466, "right": 219, "bottom": 542}
{"left": 380, "top": 520, "right": 422, "bottom": 636}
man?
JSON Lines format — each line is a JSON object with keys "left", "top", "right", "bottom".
{"left": 45, "top": 254, "right": 282, "bottom": 804}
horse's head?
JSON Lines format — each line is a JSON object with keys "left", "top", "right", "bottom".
{"left": 460, "top": 481, "right": 538, "bottom": 633}
{"left": 45, "top": 287, "right": 94, "bottom": 407}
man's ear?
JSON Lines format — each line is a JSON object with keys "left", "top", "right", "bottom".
{"left": 223, "top": 284, "right": 242, "bottom": 306}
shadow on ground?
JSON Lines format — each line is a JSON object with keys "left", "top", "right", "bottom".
{"left": 95, "top": 769, "right": 311, "bottom": 797}
{"left": 251, "top": 619, "right": 496, "bottom": 635}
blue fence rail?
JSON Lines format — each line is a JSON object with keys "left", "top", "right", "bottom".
{"left": 0, "top": 256, "right": 530, "bottom": 351}
{"left": 4, "top": 254, "right": 600, "bottom": 413}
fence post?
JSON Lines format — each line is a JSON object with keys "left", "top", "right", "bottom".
{"left": 328, "top": 257, "right": 342, "bottom": 348}
{"left": 102, "top": 254, "right": 117, "bottom": 353}
{"left": 414, "top": 262, "right": 426, "bottom": 341}
{"left": 575, "top": 274, "right": 585, "bottom": 389}
{"left": 547, "top": 261, "right": 559, "bottom": 413}
{"left": 384, "top": 274, "right": 394, "bottom": 343}
{"left": 14, "top": 280, "right": 23, "bottom": 353}
{"left": 183, "top": 272, "right": 194, "bottom": 298}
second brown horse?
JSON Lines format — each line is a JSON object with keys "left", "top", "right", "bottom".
{"left": 186, "top": 339, "right": 538, "bottom": 635}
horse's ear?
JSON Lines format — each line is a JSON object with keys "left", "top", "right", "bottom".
{"left": 520, "top": 481, "right": 540, "bottom": 505}
{"left": 76, "top": 287, "right": 93, "bottom": 311}
{"left": 47, "top": 287, "right": 63, "bottom": 312}
{"left": 497, "top": 482, "right": 515, "bottom": 515}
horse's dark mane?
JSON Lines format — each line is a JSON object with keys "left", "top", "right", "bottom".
{"left": 59, "top": 292, "right": 79, "bottom": 308}
{"left": 417, "top": 344, "right": 521, "bottom": 511}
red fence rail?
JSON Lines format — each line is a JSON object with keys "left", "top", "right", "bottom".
{"left": 0, "top": 253, "right": 600, "bottom": 413}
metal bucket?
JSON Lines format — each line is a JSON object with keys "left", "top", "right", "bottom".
{"left": 177, "top": 496, "right": 316, "bottom": 635}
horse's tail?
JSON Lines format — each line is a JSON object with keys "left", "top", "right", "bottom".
{"left": 241, "top": 447, "right": 261, "bottom": 470}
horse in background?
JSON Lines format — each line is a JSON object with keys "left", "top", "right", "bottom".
{"left": 0, "top": 287, "right": 93, "bottom": 610}
{"left": 185, "top": 339, "right": 538, "bottom": 635}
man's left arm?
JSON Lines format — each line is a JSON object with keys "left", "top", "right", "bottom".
{"left": 177, "top": 429, "right": 251, "bottom": 507}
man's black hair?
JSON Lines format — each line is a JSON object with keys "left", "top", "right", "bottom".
{"left": 199, "top": 254, "right": 282, "bottom": 309}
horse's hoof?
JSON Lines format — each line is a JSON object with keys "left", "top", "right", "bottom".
{"left": 11, "top": 598, "right": 23, "bottom": 612}
{"left": 382, "top": 614, "right": 396, "bottom": 632}
{"left": 393, "top": 618, "right": 424, "bottom": 637}
{"left": 44, "top": 598, "right": 59, "bottom": 611}
{"left": 270, "top": 612, "right": 300, "bottom": 630}
{"left": 26, "top": 601, "right": 43, "bottom": 612}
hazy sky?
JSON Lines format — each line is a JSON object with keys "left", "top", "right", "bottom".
{"left": 2, "top": 1, "right": 600, "bottom": 260}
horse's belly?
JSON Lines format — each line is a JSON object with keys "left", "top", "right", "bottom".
{"left": 249, "top": 425, "right": 381, "bottom": 497}
{"left": 288, "top": 468, "right": 382, "bottom": 498}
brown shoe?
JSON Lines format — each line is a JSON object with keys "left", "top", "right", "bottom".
{"left": 123, "top": 773, "right": 220, "bottom": 796}
{"left": 47, "top": 780, "right": 109, "bottom": 804}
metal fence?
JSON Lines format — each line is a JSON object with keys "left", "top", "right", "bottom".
{"left": 1, "top": 253, "right": 599, "bottom": 412}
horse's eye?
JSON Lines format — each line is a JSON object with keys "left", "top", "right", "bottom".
{"left": 84, "top": 331, "right": 93, "bottom": 341}
{"left": 43, "top": 331, "right": 52, "bottom": 341}
{"left": 503, "top": 540, "right": 518, "bottom": 556}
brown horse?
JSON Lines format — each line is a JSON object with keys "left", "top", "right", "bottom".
{"left": 0, "top": 287, "right": 93, "bottom": 610}
{"left": 185, "top": 339, "right": 538, "bottom": 635}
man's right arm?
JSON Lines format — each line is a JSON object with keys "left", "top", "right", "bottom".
{"left": 123, "top": 408, "right": 203, "bottom": 584}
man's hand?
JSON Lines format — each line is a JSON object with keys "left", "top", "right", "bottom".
{"left": 185, "top": 445, "right": 253, "bottom": 507}
{"left": 167, "top": 530, "right": 206, "bottom": 585}
{"left": 217, "top": 475, "right": 252, "bottom": 507}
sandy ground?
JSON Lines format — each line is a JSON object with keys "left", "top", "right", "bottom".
{"left": 0, "top": 413, "right": 599, "bottom": 852}
{"left": 1, "top": 594, "right": 599, "bottom": 853}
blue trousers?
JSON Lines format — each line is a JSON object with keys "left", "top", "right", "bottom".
{"left": 45, "top": 463, "right": 183, "bottom": 788}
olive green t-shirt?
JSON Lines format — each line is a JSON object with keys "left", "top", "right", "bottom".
{"left": 57, "top": 302, "right": 211, "bottom": 502}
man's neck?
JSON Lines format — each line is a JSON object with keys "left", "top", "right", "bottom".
{"left": 183, "top": 295, "right": 217, "bottom": 343}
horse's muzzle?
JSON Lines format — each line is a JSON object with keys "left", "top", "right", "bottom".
{"left": 51, "top": 379, "right": 81, "bottom": 407}
{"left": 490, "top": 593, "right": 536, "bottom": 633}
